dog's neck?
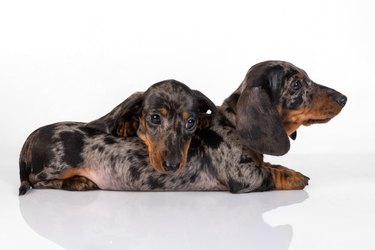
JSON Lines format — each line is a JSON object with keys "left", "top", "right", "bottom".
{"left": 218, "top": 92, "right": 241, "bottom": 127}
{"left": 217, "top": 81, "right": 247, "bottom": 127}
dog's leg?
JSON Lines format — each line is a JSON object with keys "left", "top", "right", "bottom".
{"left": 33, "top": 176, "right": 98, "bottom": 191}
{"left": 33, "top": 179, "right": 64, "bottom": 189}
{"left": 263, "top": 162, "right": 309, "bottom": 190}
{"left": 61, "top": 176, "right": 99, "bottom": 191}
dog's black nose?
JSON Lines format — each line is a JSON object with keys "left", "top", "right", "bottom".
{"left": 163, "top": 161, "right": 180, "bottom": 172}
{"left": 335, "top": 94, "right": 347, "bottom": 107}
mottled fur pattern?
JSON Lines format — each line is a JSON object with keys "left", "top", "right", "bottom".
{"left": 85, "top": 80, "right": 216, "bottom": 174}
{"left": 223, "top": 61, "right": 347, "bottom": 156}
{"left": 19, "top": 61, "right": 346, "bottom": 195}
{"left": 18, "top": 120, "right": 270, "bottom": 194}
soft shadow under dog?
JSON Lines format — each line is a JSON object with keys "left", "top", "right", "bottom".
{"left": 19, "top": 190, "right": 308, "bottom": 250}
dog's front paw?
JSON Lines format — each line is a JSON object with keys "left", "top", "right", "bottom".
{"left": 270, "top": 167, "right": 310, "bottom": 190}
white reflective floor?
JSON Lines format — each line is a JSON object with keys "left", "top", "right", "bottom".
{"left": 1, "top": 154, "right": 374, "bottom": 250}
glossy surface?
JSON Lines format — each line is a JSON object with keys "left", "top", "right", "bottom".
{"left": 1, "top": 154, "right": 374, "bottom": 250}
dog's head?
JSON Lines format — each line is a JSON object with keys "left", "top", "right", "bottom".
{"left": 87, "top": 79, "right": 216, "bottom": 173}
{"left": 224, "top": 60, "right": 347, "bottom": 156}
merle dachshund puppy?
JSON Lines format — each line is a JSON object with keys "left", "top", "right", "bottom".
{"left": 19, "top": 80, "right": 215, "bottom": 194}
{"left": 19, "top": 61, "right": 346, "bottom": 194}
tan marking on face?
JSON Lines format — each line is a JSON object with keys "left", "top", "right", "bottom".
{"left": 278, "top": 85, "right": 344, "bottom": 135}
{"left": 159, "top": 107, "right": 169, "bottom": 117}
{"left": 277, "top": 104, "right": 309, "bottom": 136}
{"left": 174, "top": 138, "right": 192, "bottom": 174}
{"left": 281, "top": 108, "right": 311, "bottom": 135}
{"left": 138, "top": 129, "right": 166, "bottom": 173}
{"left": 294, "top": 71, "right": 306, "bottom": 80}
{"left": 182, "top": 112, "right": 191, "bottom": 120}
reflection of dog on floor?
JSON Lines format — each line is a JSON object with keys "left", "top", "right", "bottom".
{"left": 19, "top": 190, "right": 308, "bottom": 249}
{"left": 18, "top": 61, "right": 346, "bottom": 194}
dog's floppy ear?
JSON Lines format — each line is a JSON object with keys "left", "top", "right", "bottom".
{"left": 236, "top": 67, "right": 290, "bottom": 156}
{"left": 193, "top": 90, "right": 217, "bottom": 129}
{"left": 86, "top": 92, "right": 144, "bottom": 136}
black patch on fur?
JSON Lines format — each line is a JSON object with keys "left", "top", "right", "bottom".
{"left": 253, "top": 171, "right": 275, "bottom": 192}
{"left": 31, "top": 125, "right": 55, "bottom": 174}
{"left": 91, "top": 144, "right": 104, "bottom": 153}
{"left": 187, "top": 136, "right": 203, "bottom": 162}
{"left": 80, "top": 127, "right": 103, "bottom": 137}
{"left": 129, "top": 166, "right": 141, "bottom": 181}
{"left": 133, "top": 152, "right": 148, "bottom": 162}
{"left": 290, "top": 96, "right": 303, "bottom": 109}
{"left": 37, "top": 172, "right": 48, "bottom": 180}
{"left": 264, "top": 65, "right": 286, "bottom": 104}
{"left": 201, "top": 153, "right": 218, "bottom": 178}
{"left": 239, "top": 155, "right": 253, "bottom": 164}
{"left": 281, "top": 97, "right": 288, "bottom": 108}
{"left": 104, "top": 136, "right": 116, "bottom": 145}
{"left": 60, "top": 131, "right": 84, "bottom": 167}
{"left": 148, "top": 176, "right": 165, "bottom": 189}
{"left": 285, "top": 67, "right": 298, "bottom": 79}
{"left": 97, "top": 146, "right": 105, "bottom": 153}
{"left": 190, "top": 173, "right": 197, "bottom": 183}
{"left": 187, "top": 137, "right": 217, "bottom": 177}
{"left": 195, "top": 129, "right": 223, "bottom": 149}
{"left": 19, "top": 183, "right": 30, "bottom": 196}
{"left": 225, "top": 106, "right": 235, "bottom": 114}
{"left": 218, "top": 116, "right": 235, "bottom": 128}
{"left": 19, "top": 161, "right": 29, "bottom": 182}
{"left": 228, "top": 178, "right": 246, "bottom": 193}
{"left": 147, "top": 95, "right": 171, "bottom": 110}
{"left": 110, "top": 155, "right": 117, "bottom": 168}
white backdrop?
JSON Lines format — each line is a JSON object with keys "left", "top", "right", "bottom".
{"left": 1, "top": 0, "right": 374, "bottom": 163}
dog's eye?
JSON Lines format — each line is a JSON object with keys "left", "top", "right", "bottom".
{"left": 292, "top": 80, "right": 302, "bottom": 90}
{"left": 185, "top": 118, "right": 196, "bottom": 130}
{"left": 150, "top": 114, "right": 161, "bottom": 124}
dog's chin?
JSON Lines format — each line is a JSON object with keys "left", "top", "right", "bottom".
{"left": 149, "top": 158, "right": 185, "bottom": 174}
{"left": 303, "top": 118, "right": 332, "bottom": 126}
{"left": 162, "top": 163, "right": 185, "bottom": 175}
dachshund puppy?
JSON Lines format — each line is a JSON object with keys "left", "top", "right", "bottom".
{"left": 222, "top": 60, "right": 347, "bottom": 156}
{"left": 19, "top": 61, "right": 346, "bottom": 194}
{"left": 19, "top": 80, "right": 215, "bottom": 194}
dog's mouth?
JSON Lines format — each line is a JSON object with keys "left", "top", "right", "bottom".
{"left": 302, "top": 108, "right": 344, "bottom": 126}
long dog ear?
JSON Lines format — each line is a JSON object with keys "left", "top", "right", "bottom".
{"left": 236, "top": 68, "right": 289, "bottom": 156}
{"left": 86, "top": 92, "right": 144, "bottom": 136}
{"left": 193, "top": 90, "right": 217, "bottom": 129}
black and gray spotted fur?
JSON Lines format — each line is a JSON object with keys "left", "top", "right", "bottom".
{"left": 18, "top": 61, "right": 346, "bottom": 195}
{"left": 85, "top": 80, "right": 216, "bottom": 174}
{"left": 222, "top": 60, "right": 347, "bottom": 156}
